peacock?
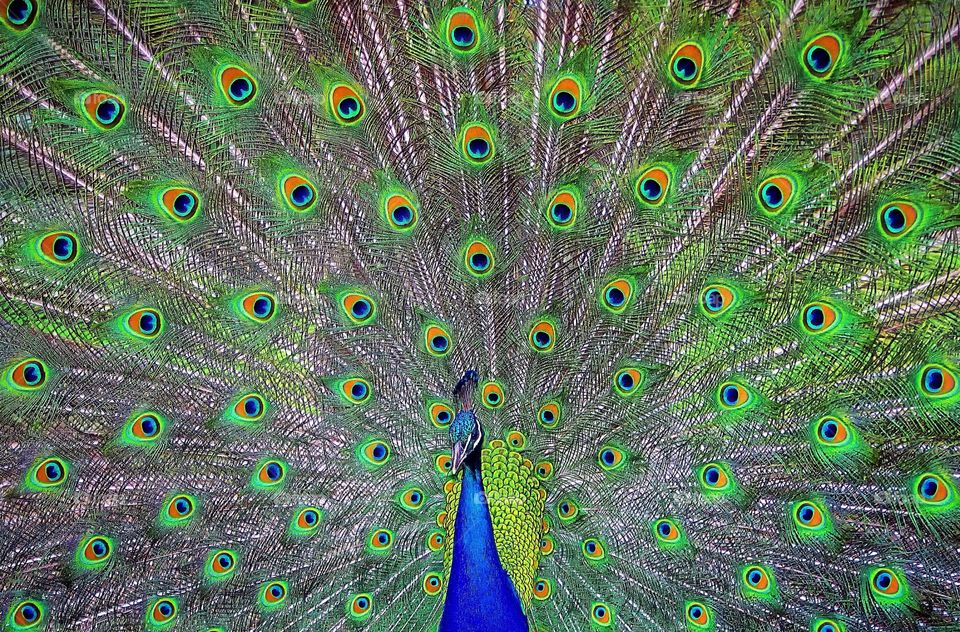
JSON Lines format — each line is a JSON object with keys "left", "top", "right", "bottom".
{"left": 1, "top": 0, "right": 960, "bottom": 630}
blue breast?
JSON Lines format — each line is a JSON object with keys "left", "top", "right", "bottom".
{"left": 439, "top": 458, "right": 528, "bottom": 632}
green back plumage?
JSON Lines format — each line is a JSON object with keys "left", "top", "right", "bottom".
{"left": 1, "top": 0, "right": 960, "bottom": 630}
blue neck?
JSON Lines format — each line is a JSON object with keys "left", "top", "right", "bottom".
{"left": 439, "top": 455, "right": 528, "bottom": 632}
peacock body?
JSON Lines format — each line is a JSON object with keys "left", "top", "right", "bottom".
{"left": 1, "top": 0, "right": 960, "bottom": 630}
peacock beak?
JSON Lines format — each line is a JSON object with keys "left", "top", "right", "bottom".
{"left": 451, "top": 440, "right": 468, "bottom": 474}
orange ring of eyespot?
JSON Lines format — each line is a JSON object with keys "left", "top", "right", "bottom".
{"left": 152, "top": 599, "right": 176, "bottom": 622}
{"left": 533, "top": 578, "right": 551, "bottom": 599}
{"left": 505, "top": 431, "right": 524, "bottom": 449}
{"left": 702, "top": 285, "right": 734, "bottom": 313}
{"left": 873, "top": 569, "right": 900, "bottom": 595}
{"left": 423, "top": 573, "right": 443, "bottom": 595}
{"left": 83, "top": 92, "right": 125, "bottom": 127}
{"left": 233, "top": 394, "right": 263, "bottom": 420}
{"left": 549, "top": 77, "right": 582, "bottom": 117}
{"left": 549, "top": 191, "right": 577, "bottom": 219}
{"left": 702, "top": 464, "right": 728, "bottom": 488}
{"left": 430, "top": 402, "right": 453, "bottom": 427}
{"left": 603, "top": 279, "right": 633, "bottom": 309}
{"left": 919, "top": 474, "right": 949, "bottom": 503}
{"left": 539, "top": 402, "right": 560, "bottom": 425}
{"left": 428, "top": 531, "right": 444, "bottom": 550}
{"left": 656, "top": 519, "right": 679, "bottom": 541}
{"left": 745, "top": 567, "right": 769, "bottom": 591}
{"left": 435, "top": 454, "right": 452, "bottom": 474}
{"left": 447, "top": 10, "right": 479, "bottom": 51}
{"left": 482, "top": 382, "right": 504, "bottom": 406}
{"left": 616, "top": 368, "right": 642, "bottom": 392}
{"left": 461, "top": 125, "right": 494, "bottom": 162}
{"left": 38, "top": 232, "right": 78, "bottom": 263}
{"left": 803, "top": 302, "right": 837, "bottom": 333}
{"left": 758, "top": 176, "right": 795, "bottom": 213}
{"left": 83, "top": 537, "right": 110, "bottom": 561}
{"left": 558, "top": 499, "right": 577, "bottom": 518}
{"left": 343, "top": 379, "right": 371, "bottom": 403}
{"left": 425, "top": 325, "right": 450, "bottom": 353}
{"left": 540, "top": 535, "right": 555, "bottom": 555}
{"left": 341, "top": 293, "right": 374, "bottom": 320}
{"left": 636, "top": 167, "right": 669, "bottom": 205}
{"left": 132, "top": 413, "right": 160, "bottom": 439}
{"left": 536, "top": 460, "right": 553, "bottom": 478}
{"left": 806, "top": 34, "right": 841, "bottom": 74}
{"left": 127, "top": 308, "right": 161, "bottom": 337}
{"left": 258, "top": 461, "right": 284, "bottom": 484}
{"left": 212, "top": 551, "right": 234, "bottom": 573}
{"left": 264, "top": 582, "right": 286, "bottom": 603}
{"left": 10, "top": 359, "right": 46, "bottom": 389}
{"left": 818, "top": 416, "right": 848, "bottom": 444}
{"left": 351, "top": 594, "right": 371, "bottom": 614}
{"left": 688, "top": 603, "right": 708, "bottom": 625}
{"left": 282, "top": 175, "right": 316, "bottom": 209}
{"left": 330, "top": 84, "right": 364, "bottom": 119}
{"left": 297, "top": 508, "right": 320, "bottom": 529}
{"left": 719, "top": 383, "right": 749, "bottom": 408}
{"left": 670, "top": 42, "right": 704, "bottom": 85}
{"left": 160, "top": 187, "right": 199, "bottom": 220}
{"left": 796, "top": 502, "right": 824, "bottom": 528}
{"left": 34, "top": 458, "right": 64, "bottom": 485}
{"left": 167, "top": 495, "right": 192, "bottom": 519}
{"left": 13, "top": 602, "right": 41, "bottom": 627}
{"left": 219, "top": 66, "right": 256, "bottom": 105}
{"left": 593, "top": 604, "right": 612, "bottom": 624}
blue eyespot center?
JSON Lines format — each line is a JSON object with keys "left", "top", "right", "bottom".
{"left": 45, "top": 462, "right": 62, "bottom": 480}
{"left": 175, "top": 498, "right": 190, "bottom": 514}
{"left": 351, "top": 383, "right": 367, "bottom": 399}
{"left": 658, "top": 521, "right": 671, "bottom": 537}
{"left": 820, "top": 420, "right": 838, "bottom": 440}
{"left": 174, "top": 193, "right": 195, "bottom": 216}
{"left": 372, "top": 444, "right": 386, "bottom": 460}
{"left": 920, "top": 476, "right": 939, "bottom": 499}
{"left": 291, "top": 184, "right": 313, "bottom": 207}
{"left": 338, "top": 97, "right": 360, "bottom": 119}
{"left": 705, "top": 289, "right": 723, "bottom": 311}
{"left": 392, "top": 205, "right": 413, "bottom": 226}
{"left": 595, "top": 606, "right": 606, "bottom": 617}
{"left": 452, "top": 26, "right": 475, "bottom": 47}
{"left": 8, "top": 0, "right": 33, "bottom": 25}
{"left": 377, "top": 532, "right": 388, "bottom": 544}
{"left": 606, "top": 287, "right": 625, "bottom": 306}
{"left": 806, "top": 306, "right": 825, "bottom": 329}
{"left": 705, "top": 467, "right": 720, "bottom": 485}
{"left": 553, "top": 90, "right": 576, "bottom": 113}
{"left": 468, "top": 138, "right": 489, "bottom": 159}
{"left": 23, "top": 363, "right": 42, "bottom": 384}
{"left": 270, "top": 585, "right": 283, "bottom": 598}
{"left": 551, "top": 202, "right": 572, "bottom": 223}
{"left": 722, "top": 386, "right": 739, "bottom": 405}
{"left": 618, "top": 372, "right": 634, "bottom": 389}
{"left": 689, "top": 606, "right": 702, "bottom": 619}
{"left": 53, "top": 236, "right": 74, "bottom": 259}
{"left": 20, "top": 603, "right": 38, "bottom": 622}
{"left": 141, "top": 415, "right": 158, "bottom": 436}
{"left": 762, "top": 183, "right": 783, "bottom": 208}
{"left": 875, "top": 571, "right": 892, "bottom": 590}
{"left": 158, "top": 602, "right": 172, "bottom": 616}
{"left": 431, "top": 335, "right": 448, "bottom": 351}
{"left": 253, "top": 297, "right": 272, "bottom": 317}
{"left": 542, "top": 410, "right": 554, "bottom": 422}
{"left": 304, "top": 510, "right": 318, "bottom": 524}
{"left": 92, "top": 540, "right": 107, "bottom": 556}
{"left": 351, "top": 300, "right": 371, "bottom": 318}
{"left": 673, "top": 56, "right": 697, "bottom": 80}
{"left": 470, "top": 252, "right": 489, "bottom": 270}
{"left": 244, "top": 397, "right": 262, "bottom": 417}
{"left": 265, "top": 463, "right": 282, "bottom": 480}
{"left": 601, "top": 450, "right": 615, "bottom": 465}
{"left": 357, "top": 596, "right": 369, "bottom": 608}
{"left": 230, "top": 78, "right": 252, "bottom": 100}
{"left": 486, "top": 392, "right": 500, "bottom": 403}
{"left": 884, "top": 206, "right": 906, "bottom": 232}
{"left": 748, "top": 570, "right": 763, "bottom": 585}
{"left": 924, "top": 368, "right": 944, "bottom": 393}
{"left": 96, "top": 99, "right": 119, "bottom": 124}
{"left": 438, "top": 411, "right": 450, "bottom": 422}
{"left": 798, "top": 505, "right": 814, "bottom": 523}
{"left": 807, "top": 46, "right": 832, "bottom": 72}
{"left": 140, "top": 312, "right": 157, "bottom": 334}
{"left": 534, "top": 331, "right": 551, "bottom": 347}
{"left": 641, "top": 178, "right": 662, "bottom": 200}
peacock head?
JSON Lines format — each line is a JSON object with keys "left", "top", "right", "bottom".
{"left": 450, "top": 370, "right": 483, "bottom": 473}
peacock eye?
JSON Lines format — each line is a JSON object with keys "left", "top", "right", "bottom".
{"left": 157, "top": 187, "right": 201, "bottom": 222}
{"left": 218, "top": 65, "right": 258, "bottom": 106}
{"left": 669, "top": 42, "right": 704, "bottom": 88}
{"left": 464, "top": 240, "right": 495, "bottom": 277}
{"left": 546, "top": 187, "right": 579, "bottom": 229}
{"left": 548, "top": 76, "right": 583, "bottom": 119}
{"left": 446, "top": 8, "right": 480, "bottom": 53}
{"left": 259, "top": 580, "right": 289, "bottom": 610}
{"left": 348, "top": 593, "right": 373, "bottom": 621}
{"left": 528, "top": 319, "right": 557, "bottom": 353}
{"left": 600, "top": 278, "right": 634, "bottom": 314}
{"left": 37, "top": 231, "right": 79, "bottom": 264}
{"left": 878, "top": 201, "right": 919, "bottom": 239}
{"left": 2, "top": 0, "right": 39, "bottom": 32}
{"left": 124, "top": 308, "right": 163, "bottom": 339}
{"left": 634, "top": 166, "right": 670, "bottom": 206}
{"left": 717, "top": 382, "right": 751, "bottom": 409}
{"left": 340, "top": 291, "right": 377, "bottom": 325}
{"left": 461, "top": 123, "right": 495, "bottom": 165}
{"left": 7, "top": 358, "right": 48, "bottom": 391}
{"left": 481, "top": 381, "right": 504, "bottom": 409}
{"left": 252, "top": 459, "right": 287, "bottom": 491}
{"left": 802, "top": 33, "right": 843, "bottom": 79}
